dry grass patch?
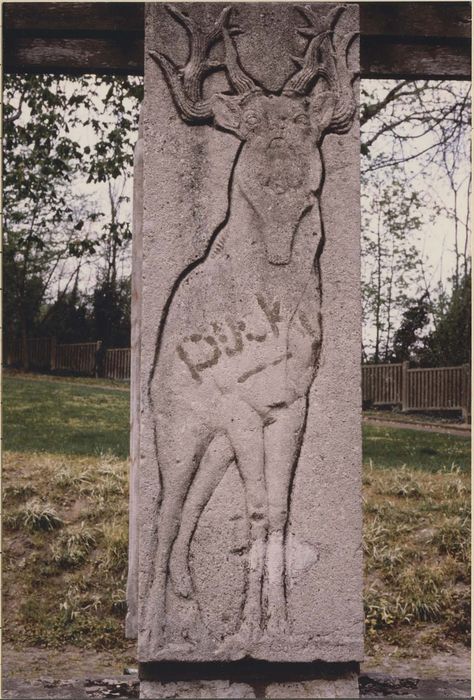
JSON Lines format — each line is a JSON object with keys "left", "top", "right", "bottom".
{"left": 3, "top": 449, "right": 470, "bottom": 657}
{"left": 364, "top": 462, "right": 470, "bottom": 656}
{"left": 3, "top": 451, "right": 129, "bottom": 649}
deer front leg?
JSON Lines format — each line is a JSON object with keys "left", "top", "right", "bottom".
{"left": 263, "top": 396, "right": 307, "bottom": 637}
{"left": 219, "top": 397, "right": 268, "bottom": 645}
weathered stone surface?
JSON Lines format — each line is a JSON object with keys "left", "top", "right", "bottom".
{"left": 135, "top": 2, "right": 362, "bottom": 663}
{"left": 265, "top": 675, "right": 359, "bottom": 698}
{"left": 140, "top": 675, "right": 359, "bottom": 699}
{"left": 126, "top": 110, "right": 143, "bottom": 640}
{"left": 140, "top": 680, "right": 255, "bottom": 699}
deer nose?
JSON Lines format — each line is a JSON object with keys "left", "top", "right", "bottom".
{"left": 269, "top": 136, "right": 284, "bottom": 149}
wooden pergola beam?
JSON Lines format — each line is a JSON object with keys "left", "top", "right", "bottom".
{"left": 3, "top": 2, "right": 471, "bottom": 79}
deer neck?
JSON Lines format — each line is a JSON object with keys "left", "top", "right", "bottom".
{"left": 215, "top": 177, "right": 322, "bottom": 322}
{"left": 222, "top": 178, "right": 321, "bottom": 274}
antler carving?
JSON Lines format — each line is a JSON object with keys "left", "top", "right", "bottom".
{"left": 149, "top": 5, "right": 259, "bottom": 124}
{"left": 284, "top": 4, "right": 359, "bottom": 134}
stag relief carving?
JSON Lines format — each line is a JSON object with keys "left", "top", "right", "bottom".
{"left": 145, "top": 3, "right": 358, "bottom": 654}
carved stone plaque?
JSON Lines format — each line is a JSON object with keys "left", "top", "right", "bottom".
{"left": 134, "top": 2, "right": 363, "bottom": 663}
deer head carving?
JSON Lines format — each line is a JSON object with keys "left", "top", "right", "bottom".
{"left": 150, "top": 4, "right": 358, "bottom": 265}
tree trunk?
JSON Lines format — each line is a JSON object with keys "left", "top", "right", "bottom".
{"left": 20, "top": 316, "right": 29, "bottom": 370}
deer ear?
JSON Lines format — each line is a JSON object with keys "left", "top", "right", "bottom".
{"left": 309, "top": 90, "right": 336, "bottom": 138}
{"left": 211, "top": 94, "right": 243, "bottom": 138}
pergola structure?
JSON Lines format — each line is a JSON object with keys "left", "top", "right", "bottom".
{"left": 3, "top": 2, "right": 471, "bottom": 697}
{"left": 3, "top": 2, "right": 471, "bottom": 79}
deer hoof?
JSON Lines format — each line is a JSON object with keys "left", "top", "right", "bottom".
{"left": 169, "top": 555, "right": 194, "bottom": 598}
{"left": 266, "top": 615, "right": 289, "bottom": 639}
{"left": 144, "top": 623, "right": 165, "bottom": 656}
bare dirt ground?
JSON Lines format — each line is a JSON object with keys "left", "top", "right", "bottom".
{"left": 2, "top": 645, "right": 471, "bottom": 698}
{"left": 362, "top": 644, "right": 470, "bottom": 679}
{"left": 3, "top": 643, "right": 470, "bottom": 681}
{"left": 2, "top": 645, "right": 137, "bottom": 682}
{"left": 363, "top": 415, "right": 471, "bottom": 437}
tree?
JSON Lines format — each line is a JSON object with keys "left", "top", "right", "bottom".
{"left": 422, "top": 272, "right": 471, "bottom": 367}
{"left": 92, "top": 276, "right": 131, "bottom": 349}
{"left": 3, "top": 74, "right": 142, "bottom": 364}
{"left": 361, "top": 172, "right": 425, "bottom": 363}
{"left": 361, "top": 80, "right": 471, "bottom": 362}
{"left": 40, "top": 280, "right": 93, "bottom": 344}
{"left": 390, "top": 293, "right": 430, "bottom": 363}
{"left": 3, "top": 76, "right": 85, "bottom": 365}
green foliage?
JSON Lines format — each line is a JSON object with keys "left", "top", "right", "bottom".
{"left": 3, "top": 74, "right": 142, "bottom": 354}
{"left": 388, "top": 272, "right": 471, "bottom": 367}
{"left": 93, "top": 277, "right": 131, "bottom": 349}
{"left": 40, "top": 284, "right": 93, "bottom": 344}
{"left": 391, "top": 293, "right": 430, "bottom": 363}
{"left": 423, "top": 272, "right": 471, "bottom": 367}
{"left": 38, "top": 276, "right": 131, "bottom": 346}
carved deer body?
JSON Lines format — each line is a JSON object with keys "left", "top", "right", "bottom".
{"left": 144, "top": 4, "right": 357, "bottom": 654}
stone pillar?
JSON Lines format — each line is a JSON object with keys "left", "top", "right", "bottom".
{"left": 126, "top": 111, "right": 144, "bottom": 639}
{"left": 131, "top": 3, "right": 363, "bottom": 696}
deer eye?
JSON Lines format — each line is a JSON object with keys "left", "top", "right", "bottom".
{"left": 245, "top": 112, "right": 260, "bottom": 127}
{"left": 295, "top": 114, "right": 310, "bottom": 126}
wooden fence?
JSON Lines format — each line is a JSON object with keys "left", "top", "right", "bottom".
{"left": 363, "top": 362, "right": 471, "bottom": 421}
{"left": 6, "top": 336, "right": 54, "bottom": 370}
{"left": 6, "top": 337, "right": 130, "bottom": 380}
{"left": 104, "top": 347, "right": 131, "bottom": 380}
{"left": 406, "top": 365, "right": 470, "bottom": 415}
{"left": 55, "top": 341, "right": 102, "bottom": 376}
{"left": 362, "top": 363, "right": 403, "bottom": 405}
{"left": 5, "top": 338, "right": 471, "bottom": 417}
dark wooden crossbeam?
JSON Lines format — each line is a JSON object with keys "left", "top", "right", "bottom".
{"left": 3, "top": 2, "right": 471, "bottom": 79}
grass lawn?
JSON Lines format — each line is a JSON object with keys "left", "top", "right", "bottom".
{"left": 364, "top": 408, "right": 467, "bottom": 426}
{"left": 3, "top": 373, "right": 130, "bottom": 458}
{"left": 2, "top": 372, "right": 471, "bottom": 658}
{"left": 4, "top": 372, "right": 469, "bottom": 471}
{"left": 363, "top": 423, "right": 470, "bottom": 473}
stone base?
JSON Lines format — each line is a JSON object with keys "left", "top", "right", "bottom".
{"left": 140, "top": 676, "right": 359, "bottom": 698}
{"left": 139, "top": 662, "right": 359, "bottom": 698}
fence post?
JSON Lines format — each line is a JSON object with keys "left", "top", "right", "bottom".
{"left": 21, "top": 333, "right": 30, "bottom": 371}
{"left": 95, "top": 341, "right": 103, "bottom": 378}
{"left": 50, "top": 336, "right": 57, "bottom": 371}
{"left": 401, "top": 361, "right": 409, "bottom": 412}
{"left": 462, "top": 363, "right": 470, "bottom": 423}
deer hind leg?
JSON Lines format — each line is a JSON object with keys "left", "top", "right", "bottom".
{"left": 263, "top": 396, "right": 307, "bottom": 637}
{"left": 142, "top": 422, "right": 209, "bottom": 655}
{"left": 169, "top": 432, "right": 234, "bottom": 598}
